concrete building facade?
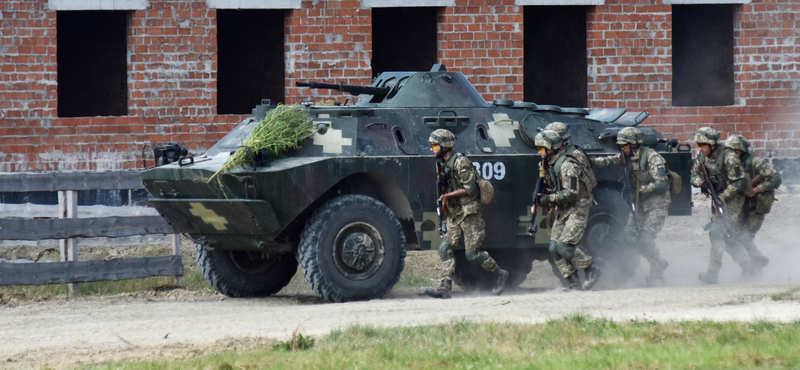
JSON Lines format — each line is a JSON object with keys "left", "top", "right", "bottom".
{"left": 1, "top": 0, "right": 798, "bottom": 171}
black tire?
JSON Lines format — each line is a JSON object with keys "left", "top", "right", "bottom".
{"left": 453, "top": 249, "right": 492, "bottom": 292}
{"left": 582, "top": 187, "right": 640, "bottom": 284}
{"left": 453, "top": 248, "right": 535, "bottom": 292}
{"left": 196, "top": 243, "right": 298, "bottom": 298}
{"left": 298, "top": 195, "right": 406, "bottom": 302}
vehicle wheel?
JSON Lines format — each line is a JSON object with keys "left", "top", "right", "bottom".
{"left": 453, "top": 249, "right": 492, "bottom": 292}
{"left": 298, "top": 195, "right": 406, "bottom": 302}
{"left": 196, "top": 244, "right": 298, "bottom": 298}
{"left": 453, "top": 247, "right": 535, "bottom": 292}
{"left": 582, "top": 187, "right": 640, "bottom": 284}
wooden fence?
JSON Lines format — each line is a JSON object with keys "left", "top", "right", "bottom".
{"left": 0, "top": 171, "right": 182, "bottom": 286}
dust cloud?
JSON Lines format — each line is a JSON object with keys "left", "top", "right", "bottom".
{"left": 619, "top": 186, "right": 800, "bottom": 289}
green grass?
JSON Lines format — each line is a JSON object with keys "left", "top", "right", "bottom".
{"left": 82, "top": 315, "right": 800, "bottom": 370}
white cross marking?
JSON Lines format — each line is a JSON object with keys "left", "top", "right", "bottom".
{"left": 313, "top": 122, "right": 353, "bottom": 154}
{"left": 487, "top": 113, "right": 519, "bottom": 147}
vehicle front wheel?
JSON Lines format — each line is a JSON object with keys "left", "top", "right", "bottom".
{"left": 298, "top": 195, "right": 406, "bottom": 302}
{"left": 196, "top": 244, "right": 298, "bottom": 297}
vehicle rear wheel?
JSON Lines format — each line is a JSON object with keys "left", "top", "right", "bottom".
{"left": 453, "top": 248, "right": 536, "bottom": 292}
{"left": 582, "top": 187, "right": 640, "bottom": 285}
{"left": 196, "top": 244, "right": 298, "bottom": 297}
{"left": 298, "top": 195, "right": 406, "bottom": 302}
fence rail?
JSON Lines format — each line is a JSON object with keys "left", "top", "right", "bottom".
{"left": 0, "top": 171, "right": 182, "bottom": 287}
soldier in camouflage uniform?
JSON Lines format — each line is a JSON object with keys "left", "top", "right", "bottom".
{"left": 726, "top": 134, "right": 781, "bottom": 273}
{"left": 545, "top": 122, "right": 592, "bottom": 173}
{"left": 424, "top": 129, "right": 509, "bottom": 299}
{"left": 590, "top": 127, "right": 671, "bottom": 286}
{"left": 691, "top": 127, "right": 756, "bottom": 284}
{"left": 534, "top": 129, "right": 601, "bottom": 290}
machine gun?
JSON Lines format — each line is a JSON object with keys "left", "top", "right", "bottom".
{"left": 436, "top": 161, "right": 448, "bottom": 236}
{"left": 699, "top": 163, "right": 733, "bottom": 238}
{"left": 295, "top": 81, "right": 391, "bottom": 97}
{"left": 528, "top": 162, "right": 547, "bottom": 235}
{"left": 620, "top": 151, "right": 640, "bottom": 234}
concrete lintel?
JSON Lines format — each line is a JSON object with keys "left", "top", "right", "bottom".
{"left": 48, "top": 0, "right": 149, "bottom": 10}
{"left": 515, "top": 0, "right": 604, "bottom": 5}
{"left": 206, "top": 0, "right": 302, "bottom": 9}
{"left": 362, "top": 0, "right": 455, "bottom": 8}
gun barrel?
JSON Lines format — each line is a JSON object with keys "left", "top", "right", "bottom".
{"left": 295, "top": 81, "right": 391, "bottom": 96}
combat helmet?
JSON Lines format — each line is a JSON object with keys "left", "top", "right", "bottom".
{"left": 616, "top": 127, "right": 644, "bottom": 145}
{"left": 429, "top": 129, "right": 456, "bottom": 148}
{"left": 545, "top": 122, "right": 571, "bottom": 141}
{"left": 534, "top": 129, "right": 563, "bottom": 150}
{"left": 694, "top": 127, "right": 720, "bottom": 145}
{"left": 725, "top": 134, "right": 750, "bottom": 152}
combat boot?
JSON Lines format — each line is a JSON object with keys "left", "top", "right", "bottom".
{"left": 698, "top": 272, "right": 718, "bottom": 285}
{"left": 491, "top": 269, "right": 509, "bottom": 296}
{"left": 564, "top": 273, "right": 581, "bottom": 290}
{"left": 424, "top": 279, "right": 452, "bottom": 299}
{"left": 645, "top": 258, "right": 669, "bottom": 287}
{"left": 582, "top": 265, "right": 602, "bottom": 290}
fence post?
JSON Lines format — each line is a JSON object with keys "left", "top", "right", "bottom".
{"left": 58, "top": 190, "right": 79, "bottom": 292}
{"left": 172, "top": 233, "right": 182, "bottom": 284}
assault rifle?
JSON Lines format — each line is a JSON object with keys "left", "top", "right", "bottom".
{"left": 620, "top": 151, "right": 640, "bottom": 234}
{"left": 699, "top": 163, "right": 733, "bottom": 238}
{"left": 528, "top": 163, "right": 547, "bottom": 235}
{"left": 295, "top": 81, "right": 391, "bottom": 97}
{"left": 436, "top": 161, "right": 448, "bottom": 236}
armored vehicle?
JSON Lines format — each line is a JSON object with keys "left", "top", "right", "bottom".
{"left": 141, "top": 65, "right": 693, "bottom": 302}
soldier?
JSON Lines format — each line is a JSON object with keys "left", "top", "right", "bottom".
{"left": 725, "top": 134, "right": 781, "bottom": 273}
{"left": 590, "top": 127, "right": 671, "bottom": 286}
{"left": 691, "top": 127, "right": 755, "bottom": 284}
{"left": 546, "top": 122, "right": 591, "bottom": 169}
{"left": 424, "top": 129, "right": 509, "bottom": 299}
{"left": 533, "top": 129, "right": 602, "bottom": 290}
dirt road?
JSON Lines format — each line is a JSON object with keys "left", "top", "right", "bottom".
{"left": 2, "top": 189, "right": 799, "bottom": 368}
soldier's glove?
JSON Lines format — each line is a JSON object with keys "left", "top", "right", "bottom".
{"left": 538, "top": 194, "right": 552, "bottom": 207}
{"left": 700, "top": 182, "right": 711, "bottom": 195}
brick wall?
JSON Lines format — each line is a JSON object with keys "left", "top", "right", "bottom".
{"left": 438, "top": 0, "right": 524, "bottom": 101}
{"left": 285, "top": 1, "right": 373, "bottom": 103}
{"left": 586, "top": 0, "right": 800, "bottom": 159}
{"left": 1, "top": 0, "right": 799, "bottom": 171}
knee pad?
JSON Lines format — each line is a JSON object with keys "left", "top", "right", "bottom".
{"left": 438, "top": 241, "right": 454, "bottom": 261}
{"left": 465, "top": 249, "right": 487, "bottom": 264}
{"left": 559, "top": 242, "right": 576, "bottom": 260}
{"left": 548, "top": 241, "right": 559, "bottom": 260}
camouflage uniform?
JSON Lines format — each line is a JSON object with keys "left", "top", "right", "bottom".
{"left": 730, "top": 135, "right": 781, "bottom": 269}
{"left": 691, "top": 128, "right": 754, "bottom": 283}
{"left": 591, "top": 145, "right": 671, "bottom": 284}
{"left": 437, "top": 152, "right": 502, "bottom": 279}
{"left": 537, "top": 129, "right": 600, "bottom": 289}
{"left": 425, "top": 129, "right": 507, "bottom": 299}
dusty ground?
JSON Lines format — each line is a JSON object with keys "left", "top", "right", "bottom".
{"left": 2, "top": 187, "right": 800, "bottom": 369}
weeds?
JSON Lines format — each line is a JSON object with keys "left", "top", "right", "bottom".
{"left": 273, "top": 330, "right": 315, "bottom": 352}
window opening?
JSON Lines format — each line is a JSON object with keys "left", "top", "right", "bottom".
{"left": 57, "top": 11, "right": 128, "bottom": 117}
{"left": 523, "top": 6, "right": 588, "bottom": 108}
{"left": 672, "top": 4, "right": 734, "bottom": 106}
{"left": 217, "top": 9, "right": 285, "bottom": 114}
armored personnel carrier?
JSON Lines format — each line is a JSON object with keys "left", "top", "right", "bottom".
{"left": 141, "top": 65, "right": 693, "bottom": 302}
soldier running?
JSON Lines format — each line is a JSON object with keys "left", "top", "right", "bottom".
{"left": 533, "top": 129, "right": 601, "bottom": 290}
{"left": 725, "top": 134, "right": 781, "bottom": 275}
{"left": 691, "top": 127, "right": 756, "bottom": 284}
{"left": 590, "top": 127, "right": 671, "bottom": 286}
{"left": 424, "top": 129, "right": 509, "bottom": 299}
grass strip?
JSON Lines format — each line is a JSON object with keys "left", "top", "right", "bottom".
{"left": 86, "top": 315, "right": 800, "bottom": 370}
